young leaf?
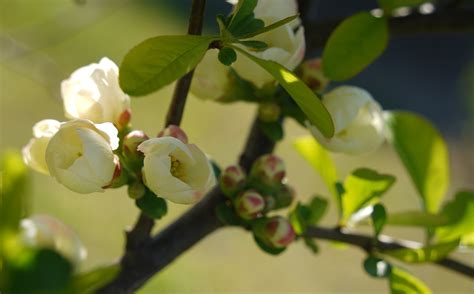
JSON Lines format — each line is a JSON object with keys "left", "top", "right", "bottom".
{"left": 294, "top": 136, "right": 339, "bottom": 206}
{"left": 239, "top": 40, "right": 268, "bottom": 50}
{"left": 387, "top": 211, "right": 451, "bottom": 228}
{"left": 120, "top": 35, "right": 217, "bottom": 96}
{"left": 307, "top": 196, "right": 329, "bottom": 225}
{"left": 386, "top": 111, "right": 449, "bottom": 214}
{"left": 239, "top": 15, "right": 300, "bottom": 39}
{"left": 232, "top": 46, "right": 335, "bottom": 138}
{"left": 389, "top": 267, "right": 432, "bottom": 294}
{"left": 218, "top": 47, "right": 237, "bottom": 66}
{"left": 341, "top": 168, "right": 395, "bottom": 223}
{"left": 135, "top": 190, "right": 168, "bottom": 219}
{"left": 288, "top": 196, "right": 328, "bottom": 235}
{"left": 371, "top": 204, "right": 387, "bottom": 237}
{"left": 227, "top": 0, "right": 265, "bottom": 37}
{"left": 383, "top": 240, "right": 459, "bottom": 263}
{"left": 364, "top": 256, "right": 392, "bottom": 278}
{"left": 72, "top": 264, "right": 120, "bottom": 293}
{"left": 435, "top": 190, "right": 474, "bottom": 244}
{"left": 322, "top": 12, "right": 388, "bottom": 81}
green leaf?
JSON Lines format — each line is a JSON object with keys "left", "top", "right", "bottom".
{"left": 72, "top": 264, "right": 120, "bottom": 293}
{"left": 322, "top": 12, "right": 388, "bottom": 81}
{"left": 341, "top": 168, "right": 395, "bottom": 223}
{"left": 232, "top": 46, "right": 334, "bottom": 138}
{"left": 383, "top": 240, "right": 459, "bottom": 263}
{"left": 239, "top": 15, "right": 300, "bottom": 39}
{"left": 378, "top": 0, "right": 434, "bottom": 12}
{"left": 294, "top": 136, "right": 339, "bottom": 206}
{"left": 304, "top": 238, "right": 319, "bottom": 254}
{"left": 227, "top": 0, "right": 258, "bottom": 31}
{"left": 435, "top": 190, "right": 474, "bottom": 244}
{"left": 386, "top": 111, "right": 449, "bottom": 214}
{"left": 215, "top": 203, "right": 242, "bottom": 226}
{"left": 135, "top": 190, "right": 167, "bottom": 219}
{"left": 218, "top": 47, "right": 237, "bottom": 66}
{"left": 364, "top": 256, "right": 392, "bottom": 278}
{"left": 372, "top": 204, "right": 387, "bottom": 237}
{"left": 120, "top": 35, "right": 217, "bottom": 96}
{"left": 258, "top": 120, "right": 284, "bottom": 142}
{"left": 307, "top": 196, "right": 329, "bottom": 225}
{"left": 288, "top": 196, "right": 328, "bottom": 235}
{"left": 0, "top": 150, "right": 29, "bottom": 235}
{"left": 239, "top": 40, "right": 268, "bottom": 50}
{"left": 387, "top": 211, "right": 451, "bottom": 228}
{"left": 389, "top": 267, "right": 432, "bottom": 294}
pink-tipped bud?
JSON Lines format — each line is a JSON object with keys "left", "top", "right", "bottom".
{"left": 263, "top": 216, "right": 296, "bottom": 248}
{"left": 220, "top": 165, "right": 246, "bottom": 197}
{"left": 235, "top": 190, "right": 265, "bottom": 219}
{"left": 158, "top": 125, "right": 188, "bottom": 143}
{"left": 258, "top": 103, "right": 281, "bottom": 123}
{"left": 117, "top": 109, "right": 132, "bottom": 130}
{"left": 250, "top": 154, "right": 286, "bottom": 187}
{"left": 104, "top": 155, "right": 126, "bottom": 188}
{"left": 123, "top": 130, "right": 149, "bottom": 159}
{"left": 297, "top": 58, "right": 329, "bottom": 92}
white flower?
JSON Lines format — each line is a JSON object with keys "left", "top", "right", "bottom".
{"left": 307, "top": 86, "right": 386, "bottom": 155}
{"left": 61, "top": 57, "right": 131, "bottom": 127}
{"left": 45, "top": 119, "right": 119, "bottom": 194}
{"left": 20, "top": 215, "right": 87, "bottom": 266}
{"left": 138, "top": 137, "right": 216, "bottom": 204}
{"left": 22, "top": 119, "right": 61, "bottom": 175}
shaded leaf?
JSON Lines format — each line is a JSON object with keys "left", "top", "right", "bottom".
{"left": 233, "top": 46, "right": 334, "bottom": 138}
{"left": 364, "top": 256, "right": 392, "bottom": 278}
{"left": 218, "top": 47, "right": 237, "bottom": 66}
{"left": 386, "top": 111, "right": 449, "bottom": 213}
{"left": 239, "top": 15, "right": 300, "bottom": 39}
{"left": 389, "top": 267, "right": 432, "bottom": 294}
{"left": 72, "top": 264, "right": 120, "bottom": 293}
{"left": 239, "top": 40, "right": 268, "bottom": 50}
{"left": 383, "top": 240, "right": 459, "bottom": 263}
{"left": 258, "top": 120, "right": 284, "bottom": 142}
{"left": 215, "top": 203, "right": 242, "bottom": 226}
{"left": 289, "top": 196, "right": 328, "bottom": 235}
{"left": 372, "top": 204, "right": 387, "bottom": 236}
{"left": 322, "top": 12, "right": 388, "bottom": 81}
{"left": 120, "top": 35, "right": 216, "bottom": 96}
{"left": 135, "top": 190, "right": 167, "bottom": 219}
{"left": 304, "top": 238, "right": 319, "bottom": 254}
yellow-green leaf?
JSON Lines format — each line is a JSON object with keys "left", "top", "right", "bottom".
{"left": 390, "top": 267, "right": 432, "bottom": 294}
{"left": 72, "top": 264, "right": 120, "bottom": 293}
{"left": 383, "top": 240, "right": 459, "bottom": 263}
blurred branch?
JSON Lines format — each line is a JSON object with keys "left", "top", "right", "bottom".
{"left": 305, "top": 226, "right": 474, "bottom": 279}
{"left": 305, "top": 9, "right": 474, "bottom": 53}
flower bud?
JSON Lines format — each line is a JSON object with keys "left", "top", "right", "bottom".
{"left": 20, "top": 215, "right": 87, "bottom": 266}
{"left": 235, "top": 190, "right": 265, "bottom": 219}
{"left": 219, "top": 165, "right": 246, "bottom": 197}
{"left": 297, "top": 58, "right": 329, "bottom": 92}
{"left": 250, "top": 154, "right": 286, "bottom": 187}
{"left": 128, "top": 181, "right": 146, "bottom": 199}
{"left": 117, "top": 109, "right": 132, "bottom": 130}
{"left": 123, "top": 130, "right": 149, "bottom": 164}
{"left": 157, "top": 125, "right": 188, "bottom": 144}
{"left": 262, "top": 216, "right": 296, "bottom": 248}
{"left": 258, "top": 103, "right": 281, "bottom": 123}
{"left": 273, "top": 184, "right": 295, "bottom": 210}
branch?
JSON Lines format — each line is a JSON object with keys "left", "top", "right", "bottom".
{"left": 305, "top": 9, "right": 474, "bottom": 52}
{"left": 305, "top": 226, "right": 474, "bottom": 279}
{"left": 98, "top": 116, "right": 276, "bottom": 293}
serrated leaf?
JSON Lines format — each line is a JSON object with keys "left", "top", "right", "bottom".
{"left": 294, "top": 136, "right": 339, "bottom": 206}
{"left": 120, "top": 35, "right": 216, "bottom": 96}
{"left": 378, "top": 0, "right": 434, "bottom": 12}
{"left": 218, "top": 47, "right": 237, "bottom": 66}
{"left": 372, "top": 204, "right": 387, "bottom": 236}
{"left": 383, "top": 240, "right": 459, "bottom": 263}
{"left": 239, "top": 14, "right": 300, "bottom": 39}
{"left": 387, "top": 211, "right": 451, "bottom": 227}
{"left": 389, "top": 267, "right": 432, "bottom": 294}
{"left": 233, "top": 46, "right": 334, "bottom": 138}
{"left": 72, "top": 264, "right": 120, "bottom": 293}
{"left": 135, "top": 190, "right": 167, "bottom": 219}
{"left": 364, "top": 256, "right": 392, "bottom": 278}
{"left": 435, "top": 190, "right": 474, "bottom": 244}
{"left": 341, "top": 168, "right": 395, "bottom": 223}
{"left": 386, "top": 111, "right": 449, "bottom": 214}
{"left": 322, "top": 12, "right": 388, "bottom": 81}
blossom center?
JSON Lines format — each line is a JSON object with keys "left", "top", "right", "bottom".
{"left": 169, "top": 155, "right": 187, "bottom": 182}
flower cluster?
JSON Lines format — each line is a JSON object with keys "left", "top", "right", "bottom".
{"left": 219, "top": 155, "right": 296, "bottom": 249}
{"left": 23, "top": 58, "right": 215, "bottom": 205}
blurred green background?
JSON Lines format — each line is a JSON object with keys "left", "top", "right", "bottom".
{"left": 1, "top": 0, "right": 473, "bottom": 292}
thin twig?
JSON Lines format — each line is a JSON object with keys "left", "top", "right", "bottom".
{"left": 305, "top": 226, "right": 474, "bottom": 278}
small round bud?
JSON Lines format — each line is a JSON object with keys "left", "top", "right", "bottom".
{"left": 297, "top": 58, "right": 329, "bottom": 92}
{"left": 117, "top": 109, "right": 132, "bottom": 130}
{"left": 220, "top": 165, "right": 246, "bottom": 197}
{"left": 273, "top": 184, "right": 295, "bottom": 209}
{"left": 123, "top": 130, "right": 149, "bottom": 161}
{"left": 235, "top": 190, "right": 265, "bottom": 219}
{"left": 262, "top": 216, "right": 296, "bottom": 248}
{"left": 258, "top": 103, "right": 281, "bottom": 123}
{"left": 250, "top": 154, "right": 286, "bottom": 187}
{"left": 157, "top": 125, "right": 188, "bottom": 144}
{"left": 128, "top": 181, "right": 146, "bottom": 199}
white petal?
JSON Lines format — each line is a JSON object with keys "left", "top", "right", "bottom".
{"left": 22, "top": 137, "right": 51, "bottom": 175}
{"left": 94, "top": 122, "right": 119, "bottom": 150}
{"left": 32, "top": 119, "right": 61, "bottom": 138}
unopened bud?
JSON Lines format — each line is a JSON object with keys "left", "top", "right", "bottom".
{"left": 235, "top": 190, "right": 265, "bottom": 219}
{"left": 273, "top": 184, "right": 295, "bottom": 210}
{"left": 258, "top": 103, "right": 281, "bottom": 123}
{"left": 104, "top": 155, "right": 127, "bottom": 188}
{"left": 123, "top": 130, "right": 149, "bottom": 164}
{"left": 250, "top": 154, "right": 286, "bottom": 187}
{"left": 220, "top": 165, "right": 246, "bottom": 197}
{"left": 117, "top": 109, "right": 132, "bottom": 130}
{"left": 262, "top": 216, "right": 296, "bottom": 248}
{"left": 128, "top": 181, "right": 146, "bottom": 199}
{"left": 158, "top": 125, "right": 188, "bottom": 144}
{"left": 297, "top": 58, "right": 329, "bottom": 92}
